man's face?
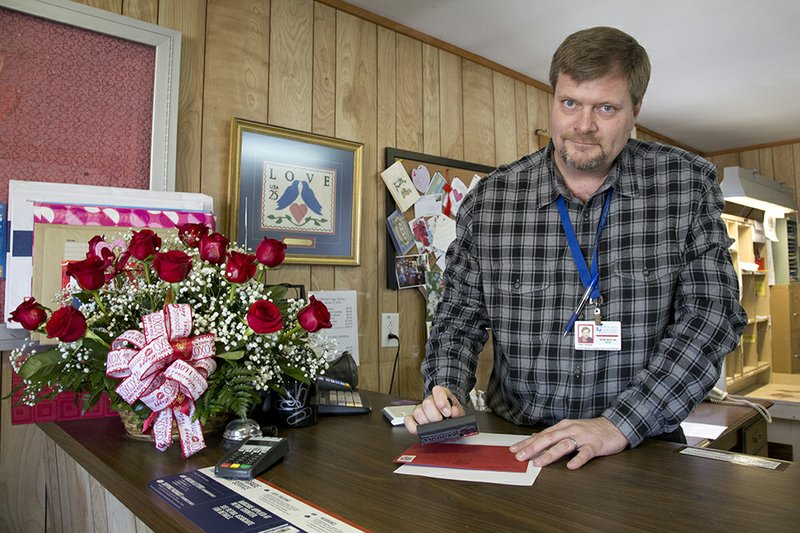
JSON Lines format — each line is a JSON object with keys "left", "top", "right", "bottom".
{"left": 550, "top": 72, "right": 640, "bottom": 177}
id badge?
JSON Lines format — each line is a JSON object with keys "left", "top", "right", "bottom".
{"left": 574, "top": 321, "right": 622, "bottom": 351}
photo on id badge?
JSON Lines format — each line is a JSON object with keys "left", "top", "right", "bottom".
{"left": 577, "top": 325, "right": 594, "bottom": 344}
{"left": 574, "top": 320, "right": 622, "bottom": 351}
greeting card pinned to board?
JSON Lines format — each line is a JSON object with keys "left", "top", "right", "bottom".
{"left": 381, "top": 160, "right": 421, "bottom": 212}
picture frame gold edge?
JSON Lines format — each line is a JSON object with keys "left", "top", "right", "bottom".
{"left": 226, "top": 117, "right": 364, "bottom": 265}
{"left": 348, "top": 144, "right": 364, "bottom": 266}
{"left": 226, "top": 117, "right": 245, "bottom": 241}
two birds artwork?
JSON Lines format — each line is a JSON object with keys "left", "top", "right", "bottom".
{"left": 275, "top": 180, "right": 323, "bottom": 224}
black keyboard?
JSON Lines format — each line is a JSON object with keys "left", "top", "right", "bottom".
{"left": 318, "top": 389, "right": 371, "bottom": 415}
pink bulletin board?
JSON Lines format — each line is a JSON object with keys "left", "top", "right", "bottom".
{"left": 0, "top": 7, "right": 155, "bottom": 196}
{"left": 1, "top": 2, "right": 182, "bottom": 425}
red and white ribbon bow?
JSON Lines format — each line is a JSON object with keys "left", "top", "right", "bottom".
{"left": 106, "top": 304, "right": 216, "bottom": 458}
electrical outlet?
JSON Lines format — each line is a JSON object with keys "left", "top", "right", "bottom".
{"left": 381, "top": 313, "right": 399, "bottom": 347}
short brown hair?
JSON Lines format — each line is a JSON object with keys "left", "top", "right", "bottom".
{"left": 549, "top": 27, "right": 651, "bottom": 106}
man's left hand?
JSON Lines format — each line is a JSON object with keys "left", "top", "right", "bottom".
{"left": 509, "top": 417, "right": 628, "bottom": 470}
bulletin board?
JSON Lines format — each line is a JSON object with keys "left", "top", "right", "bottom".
{"left": 384, "top": 148, "right": 496, "bottom": 292}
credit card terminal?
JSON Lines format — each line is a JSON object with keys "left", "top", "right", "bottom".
{"left": 214, "top": 436, "right": 289, "bottom": 479}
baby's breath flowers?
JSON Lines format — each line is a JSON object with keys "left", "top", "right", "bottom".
{"left": 6, "top": 225, "right": 336, "bottom": 427}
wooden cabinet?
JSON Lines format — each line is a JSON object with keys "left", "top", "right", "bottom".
{"left": 722, "top": 215, "right": 772, "bottom": 393}
{"left": 742, "top": 417, "right": 769, "bottom": 456}
{"left": 771, "top": 284, "right": 800, "bottom": 374}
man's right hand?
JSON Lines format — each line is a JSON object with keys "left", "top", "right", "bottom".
{"left": 404, "top": 385, "right": 466, "bottom": 434}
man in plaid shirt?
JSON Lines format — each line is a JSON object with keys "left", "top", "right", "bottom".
{"left": 405, "top": 27, "right": 746, "bottom": 469}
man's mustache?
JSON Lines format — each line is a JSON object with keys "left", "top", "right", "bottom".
{"left": 564, "top": 135, "right": 600, "bottom": 144}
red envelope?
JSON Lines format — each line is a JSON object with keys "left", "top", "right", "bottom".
{"left": 394, "top": 443, "right": 528, "bottom": 472}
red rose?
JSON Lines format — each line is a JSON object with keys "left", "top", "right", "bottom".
{"left": 297, "top": 296, "right": 332, "bottom": 333}
{"left": 129, "top": 229, "right": 161, "bottom": 260}
{"left": 66, "top": 256, "right": 107, "bottom": 291}
{"left": 247, "top": 300, "right": 283, "bottom": 333}
{"left": 153, "top": 250, "right": 193, "bottom": 283}
{"left": 225, "top": 251, "right": 257, "bottom": 283}
{"left": 256, "top": 238, "right": 287, "bottom": 267}
{"left": 199, "top": 232, "right": 229, "bottom": 265}
{"left": 45, "top": 306, "right": 87, "bottom": 343}
{"left": 177, "top": 223, "right": 210, "bottom": 247}
{"left": 9, "top": 297, "right": 48, "bottom": 331}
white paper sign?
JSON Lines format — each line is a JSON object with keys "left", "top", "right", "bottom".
{"left": 308, "top": 290, "right": 359, "bottom": 364}
{"left": 436, "top": 251, "right": 447, "bottom": 271}
{"left": 680, "top": 422, "right": 726, "bottom": 440}
{"left": 411, "top": 164, "right": 431, "bottom": 193}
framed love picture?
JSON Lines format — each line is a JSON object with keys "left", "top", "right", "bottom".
{"left": 384, "top": 148, "right": 496, "bottom": 289}
{"left": 228, "top": 119, "right": 363, "bottom": 265}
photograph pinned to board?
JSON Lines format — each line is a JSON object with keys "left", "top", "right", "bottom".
{"left": 426, "top": 171, "right": 447, "bottom": 197}
{"left": 382, "top": 149, "right": 495, "bottom": 298}
{"left": 409, "top": 215, "right": 434, "bottom": 253}
{"left": 395, "top": 253, "right": 428, "bottom": 290}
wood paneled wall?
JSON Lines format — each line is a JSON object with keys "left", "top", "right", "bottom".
{"left": 74, "top": 0, "right": 800, "bottom": 399}
{"left": 72, "top": 0, "right": 550, "bottom": 398}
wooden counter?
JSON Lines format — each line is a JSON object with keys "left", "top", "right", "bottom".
{"left": 18, "top": 391, "right": 800, "bottom": 532}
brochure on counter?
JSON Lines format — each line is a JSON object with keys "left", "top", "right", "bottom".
{"left": 149, "top": 467, "right": 365, "bottom": 532}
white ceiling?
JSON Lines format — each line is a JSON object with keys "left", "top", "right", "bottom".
{"left": 346, "top": 0, "right": 800, "bottom": 154}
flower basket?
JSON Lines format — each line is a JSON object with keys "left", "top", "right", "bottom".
{"left": 6, "top": 224, "right": 337, "bottom": 458}
{"left": 117, "top": 404, "right": 230, "bottom": 441}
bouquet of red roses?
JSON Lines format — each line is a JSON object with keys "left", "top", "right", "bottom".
{"left": 7, "top": 224, "right": 336, "bottom": 457}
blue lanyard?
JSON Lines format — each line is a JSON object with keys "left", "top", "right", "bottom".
{"left": 555, "top": 189, "right": 613, "bottom": 301}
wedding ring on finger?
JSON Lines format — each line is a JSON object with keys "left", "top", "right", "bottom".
{"left": 567, "top": 436, "right": 579, "bottom": 450}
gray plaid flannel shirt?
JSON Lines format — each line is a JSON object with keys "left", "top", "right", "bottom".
{"left": 422, "top": 139, "right": 747, "bottom": 447}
